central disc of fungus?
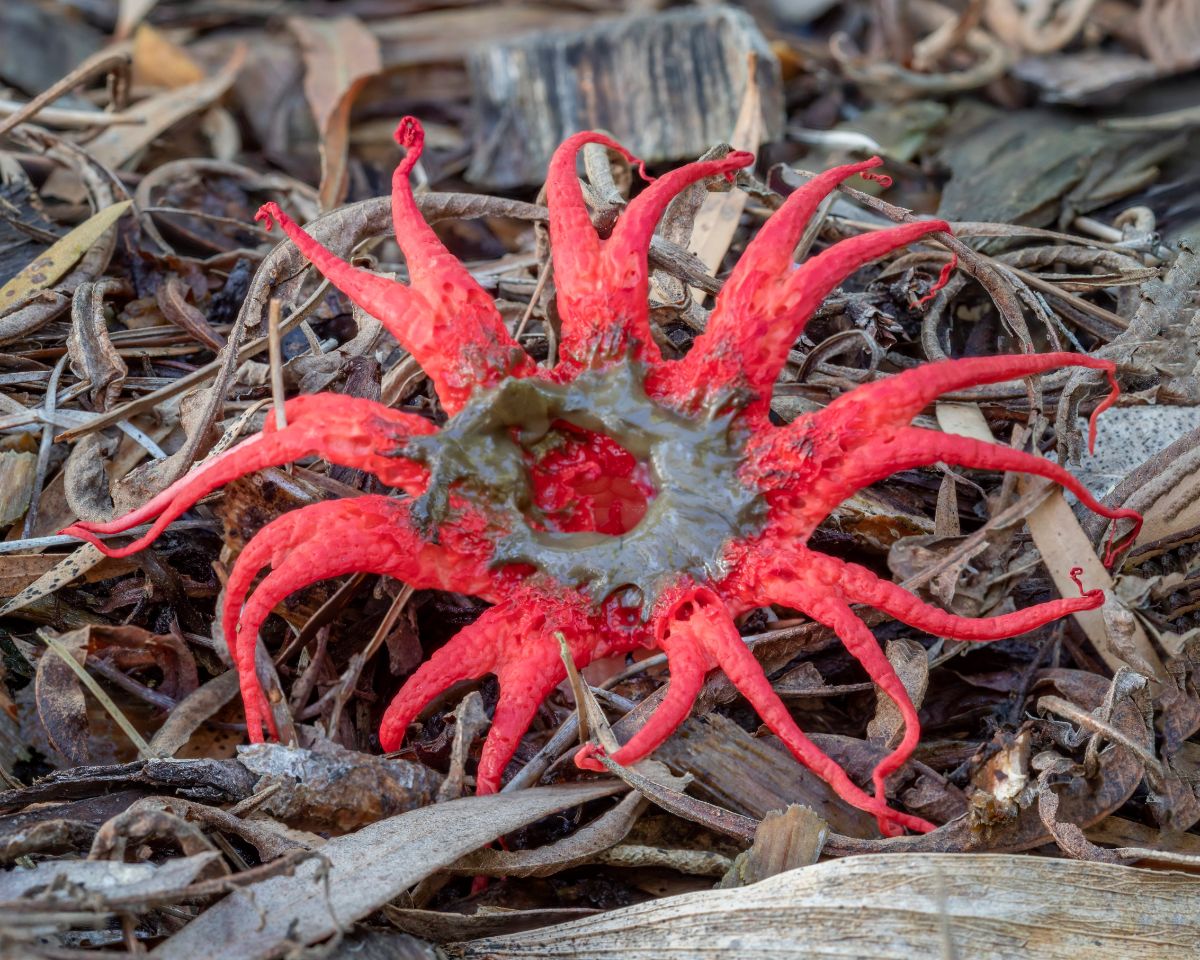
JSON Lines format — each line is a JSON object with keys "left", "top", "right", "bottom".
{"left": 527, "top": 421, "right": 654, "bottom": 535}
{"left": 402, "top": 362, "right": 766, "bottom": 610}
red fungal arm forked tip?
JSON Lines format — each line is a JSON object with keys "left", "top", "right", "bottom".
{"left": 573, "top": 743, "right": 606, "bottom": 772}
{"left": 255, "top": 201, "right": 281, "bottom": 230}
{"left": 860, "top": 165, "right": 892, "bottom": 189}
{"left": 1087, "top": 361, "right": 1121, "bottom": 456}
{"left": 917, "top": 253, "right": 958, "bottom": 306}
{"left": 1069, "top": 358, "right": 1140, "bottom": 566}
{"left": 1067, "top": 566, "right": 1110, "bottom": 604}
{"left": 393, "top": 115, "right": 424, "bottom": 172}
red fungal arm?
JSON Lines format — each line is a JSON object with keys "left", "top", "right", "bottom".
{"left": 753, "top": 352, "right": 1142, "bottom": 564}
{"left": 816, "top": 352, "right": 1121, "bottom": 454}
{"left": 386, "top": 118, "right": 537, "bottom": 406}
{"left": 380, "top": 588, "right": 596, "bottom": 793}
{"left": 61, "top": 395, "right": 435, "bottom": 558}
{"left": 791, "top": 588, "right": 923, "bottom": 837}
{"left": 659, "top": 219, "right": 948, "bottom": 410}
{"left": 791, "top": 546, "right": 1105, "bottom": 638}
{"left": 655, "top": 158, "right": 946, "bottom": 409}
{"left": 720, "top": 158, "right": 887, "bottom": 293}
{"left": 546, "top": 132, "right": 753, "bottom": 369}
{"left": 377, "top": 604, "right": 503, "bottom": 755}
{"left": 577, "top": 585, "right": 936, "bottom": 835}
{"left": 828, "top": 427, "right": 1142, "bottom": 566}
{"left": 592, "top": 150, "right": 753, "bottom": 362}
{"left": 545, "top": 131, "right": 636, "bottom": 364}
{"left": 257, "top": 119, "right": 536, "bottom": 414}
{"left": 753, "top": 546, "right": 1109, "bottom": 835}
{"left": 478, "top": 602, "right": 594, "bottom": 793}
{"left": 221, "top": 496, "right": 498, "bottom": 742}
{"left": 575, "top": 595, "right": 713, "bottom": 771}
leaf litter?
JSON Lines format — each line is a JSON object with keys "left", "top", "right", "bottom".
{"left": 0, "top": 1, "right": 1199, "bottom": 958}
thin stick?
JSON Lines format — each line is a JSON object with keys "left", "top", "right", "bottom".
{"left": 0, "top": 50, "right": 131, "bottom": 140}
{"left": 22, "top": 355, "right": 68, "bottom": 538}
{"left": 514, "top": 259, "right": 552, "bottom": 341}
{"left": 322, "top": 585, "right": 415, "bottom": 733}
{"left": 0, "top": 97, "right": 142, "bottom": 130}
{"left": 267, "top": 298, "right": 288, "bottom": 429}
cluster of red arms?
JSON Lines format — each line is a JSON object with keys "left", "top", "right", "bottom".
{"left": 65, "top": 118, "right": 1140, "bottom": 836}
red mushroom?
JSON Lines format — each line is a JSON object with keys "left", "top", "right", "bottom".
{"left": 64, "top": 118, "right": 1140, "bottom": 836}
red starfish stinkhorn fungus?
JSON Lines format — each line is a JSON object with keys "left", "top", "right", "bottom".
{"left": 64, "top": 118, "right": 1142, "bottom": 836}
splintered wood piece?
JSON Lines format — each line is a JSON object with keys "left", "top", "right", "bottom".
{"left": 466, "top": 7, "right": 783, "bottom": 188}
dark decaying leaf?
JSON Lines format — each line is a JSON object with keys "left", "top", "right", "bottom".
{"left": 236, "top": 739, "right": 442, "bottom": 832}
{"left": 33, "top": 626, "right": 90, "bottom": 765}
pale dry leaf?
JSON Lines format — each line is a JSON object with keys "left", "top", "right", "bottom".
{"left": 0, "top": 852, "right": 223, "bottom": 903}
{"left": 1140, "top": 0, "right": 1200, "bottom": 71}
{"left": 151, "top": 782, "right": 624, "bottom": 960}
{"left": 686, "top": 54, "right": 763, "bottom": 298}
{"left": 448, "top": 788, "right": 647, "bottom": 878}
{"left": 456, "top": 853, "right": 1200, "bottom": 959}
{"left": 116, "top": 0, "right": 161, "bottom": 40}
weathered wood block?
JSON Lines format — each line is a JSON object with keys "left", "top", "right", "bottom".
{"left": 467, "top": 5, "right": 783, "bottom": 188}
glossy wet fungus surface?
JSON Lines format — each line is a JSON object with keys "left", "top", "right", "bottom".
{"left": 65, "top": 116, "right": 1142, "bottom": 836}
{"left": 406, "top": 361, "right": 765, "bottom": 610}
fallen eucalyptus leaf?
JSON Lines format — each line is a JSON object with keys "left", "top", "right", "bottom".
{"left": 0, "top": 201, "right": 131, "bottom": 311}
{"left": 0, "top": 851, "right": 223, "bottom": 903}
{"left": 152, "top": 781, "right": 624, "bottom": 960}
{"left": 454, "top": 853, "right": 1200, "bottom": 959}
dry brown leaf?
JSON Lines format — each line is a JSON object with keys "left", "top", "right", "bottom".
{"left": 236, "top": 740, "right": 442, "bottom": 833}
{"left": 455, "top": 853, "right": 1200, "bottom": 958}
{"left": 0, "top": 543, "right": 107, "bottom": 618}
{"left": 155, "top": 276, "right": 226, "bottom": 351}
{"left": 34, "top": 627, "right": 90, "bottom": 765}
{"left": 0, "top": 450, "right": 35, "bottom": 526}
{"left": 866, "top": 637, "right": 930, "bottom": 748}
{"left": 132, "top": 23, "right": 206, "bottom": 88}
{"left": 66, "top": 278, "right": 128, "bottom": 411}
{"left": 288, "top": 16, "right": 382, "bottom": 211}
{"left": 147, "top": 669, "right": 241, "bottom": 760}
{"left": 718, "top": 804, "right": 827, "bottom": 887}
